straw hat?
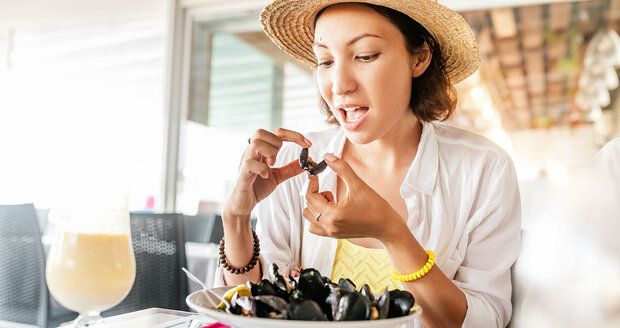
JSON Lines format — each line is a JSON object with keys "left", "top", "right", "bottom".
{"left": 260, "top": 0, "right": 480, "bottom": 83}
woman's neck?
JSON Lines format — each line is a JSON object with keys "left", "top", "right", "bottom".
{"left": 343, "top": 118, "right": 423, "bottom": 172}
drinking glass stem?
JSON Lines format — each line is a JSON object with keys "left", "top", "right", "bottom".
{"left": 73, "top": 312, "right": 103, "bottom": 327}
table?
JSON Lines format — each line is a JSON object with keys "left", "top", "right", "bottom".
{"left": 63, "top": 308, "right": 215, "bottom": 328}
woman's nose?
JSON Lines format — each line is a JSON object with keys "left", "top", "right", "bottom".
{"left": 331, "top": 63, "right": 357, "bottom": 96}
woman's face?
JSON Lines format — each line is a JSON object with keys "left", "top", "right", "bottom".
{"left": 313, "top": 3, "right": 418, "bottom": 144}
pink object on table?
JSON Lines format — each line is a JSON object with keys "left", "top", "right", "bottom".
{"left": 202, "top": 323, "right": 231, "bottom": 328}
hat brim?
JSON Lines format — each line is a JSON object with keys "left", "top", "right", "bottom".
{"left": 260, "top": 0, "right": 480, "bottom": 83}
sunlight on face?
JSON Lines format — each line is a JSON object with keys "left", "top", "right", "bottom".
{"left": 313, "top": 3, "right": 416, "bottom": 144}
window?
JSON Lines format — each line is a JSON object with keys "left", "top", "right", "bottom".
{"left": 176, "top": 15, "right": 329, "bottom": 214}
{"left": 0, "top": 1, "right": 167, "bottom": 211}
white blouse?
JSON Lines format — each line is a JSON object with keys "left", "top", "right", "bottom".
{"left": 215, "top": 121, "right": 521, "bottom": 328}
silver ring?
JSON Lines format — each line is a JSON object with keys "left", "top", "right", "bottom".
{"left": 315, "top": 213, "right": 322, "bottom": 221}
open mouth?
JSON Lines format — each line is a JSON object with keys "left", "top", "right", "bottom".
{"left": 339, "top": 106, "right": 369, "bottom": 124}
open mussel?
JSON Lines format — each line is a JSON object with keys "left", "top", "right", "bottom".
{"left": 267, "top": 263, "right": 291, "bottom": 301}
{"left": 236, "top": 295, "right": 288, "bottom": 319}
{"left": 299, "top": 148, "right": 327, "bottom": 175}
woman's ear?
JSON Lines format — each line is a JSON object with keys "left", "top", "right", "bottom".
{"left": 410, "top": 42, "right": 432, "bottom": 78}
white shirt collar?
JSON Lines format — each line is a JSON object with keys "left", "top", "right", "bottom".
{"left": 314, "top": 121, "right": 439, "bottom": 199}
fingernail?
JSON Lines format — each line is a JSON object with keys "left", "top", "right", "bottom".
{"left": 324, "top": 153, "right": 337, "bottom": 161}
{"left": 304, "top": 138, "right": 312, "bottom": 147}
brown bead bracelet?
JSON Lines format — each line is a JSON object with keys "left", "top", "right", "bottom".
{"left": 218, "top": 229, "right": 260, "bottom": 274}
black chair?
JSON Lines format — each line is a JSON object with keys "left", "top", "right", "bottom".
{"left": 189, "top": 214, "right": 256, "bottom": 244}
{"left": 0, "top": 203, "right": 48, "bottom": 327}
{"left": 103, "top": 213, "right": 189, "bottom": 317}
{"left": 183, "top": 213, "right": 217, "bottom": 244}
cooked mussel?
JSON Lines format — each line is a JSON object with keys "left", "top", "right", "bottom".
{"left": 288, "top": 299, "right": 327, "bottom": 321}
{"left": 267, "top": 263, "right": 291, "bottom": 301}
{"left": 334, "top": 292, "right": 371, "bottom": 321}
{"left": 237, "top": 295, "right": 288, "bottom": 319}
{"left": 249, "top": 279, "right": 279, "bottom": 297}
{"left": 298, "top": 268, "right": 329, "bottom": 304}
{"left": 387, "top": 290, "right": 415, "bottom": 318}
{"left": 299, "top": 148, "right": 327, "bottom": 175}
{"left": 338, "top": 278, "right": 357, "bottom": 292}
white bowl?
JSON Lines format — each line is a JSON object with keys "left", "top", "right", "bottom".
{"left": 186, "top": 286, "right": 422, "bottom": 328}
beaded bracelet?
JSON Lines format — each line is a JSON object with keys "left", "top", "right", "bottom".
{"left": 391, "top": 249, "right": 435, "bottom": 282}
{"left": 218, "top": 229, "right": 260, "bottom": 274}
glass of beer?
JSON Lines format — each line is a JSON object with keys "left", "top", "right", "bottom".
{"left": 46, "top": 202, "right": 136, "bottom": 327}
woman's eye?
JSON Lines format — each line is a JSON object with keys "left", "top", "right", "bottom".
{"left": 318, "top": 60, "right": 333, "bottom": 68}
{"left": 356, "top": 53, "right": 380, "bottom": 62}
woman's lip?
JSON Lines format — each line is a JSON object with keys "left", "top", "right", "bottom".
{"left": 339, "top": 108, "right": 368, "bottom": 131}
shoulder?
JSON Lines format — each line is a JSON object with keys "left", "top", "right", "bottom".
{"left": 432, "top": 122, "right": 513, "bottom": 167}
{"left": 597, "top": 137, "right": 620, "bottom": 159}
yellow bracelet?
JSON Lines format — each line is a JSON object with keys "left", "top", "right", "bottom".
{"left": 391, "top": 250, "right": 435, "bottom": 282}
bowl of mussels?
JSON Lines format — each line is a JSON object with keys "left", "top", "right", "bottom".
{"left": 186, "top": 263, "right": 422, "bottom": 328}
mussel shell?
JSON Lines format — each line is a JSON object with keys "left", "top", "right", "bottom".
{"left": 234, "top": 296, "right": 256, "bottom": 317}
{"left": 299, "top": 148, "right": 309, "bottom": 168}
{"left": 288, "top": 275, "right": 298, "bottom": 290}
{"left": 288, "top": 287, "right": 304, "bottom": 302}
{"left": 387, "top": 290, "right": 415, "bottom": 318}
{"left": 288, "top": 299, "right": 328, "bottom": 321}
{"left": 267, "top": 263, "right": 291, "bottom": 301}
{"left": 251, "top": 279, "right": 279, "bottom": 297}
{"left": 325, "top": 284, "right": 348, "bottom": 321}
{"left": 334, "top": 292, "right": 371, "bottom": 321}
{"left": 298, "top": 268, "right": 328, "bottom": 303}
{"left": 376, "top": 289, "right": 390, "bottom": 319}
{"left": 359, "top": 284, "right": 375, "bottom": 303}
{"left": 338, "top": 278, "right": 357, "bottom": 292}
{"left": 254, "top": 295, "right": 288, "bottom": 319}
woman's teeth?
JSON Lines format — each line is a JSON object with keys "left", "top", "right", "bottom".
{"left": 344, "top": 107, "right": 368, "bottom": 122}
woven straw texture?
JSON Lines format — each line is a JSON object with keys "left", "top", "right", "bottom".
{"left": 331, "top": 239, "right": 402, "bottom": 292}
{"left": 261, "top": 0, "right": 480, "bottom": 83}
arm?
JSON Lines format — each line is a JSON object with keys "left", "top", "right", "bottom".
{"left": 387, "top": 158, "right": 520, "bottom": 327}
{"left": 216, "top": 128, "right": 309, "bottom": 286}
{"left": 305, "top": 154, "right": 520, "bottom": 327}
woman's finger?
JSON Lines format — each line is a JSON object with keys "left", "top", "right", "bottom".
{"left": 274, "top": 128, "right": 312, "bottom": 148}
{"left": 323, "top": 153, "right": 363, "bottom": 191}
{"left": 272, "top": 160, "right": 304, "bottom": 183}
{"left": 248, "top": 139, "right": 279, "bottom": 165}
{"left": 320, "top": 191, "right": 335, "bottom": 203}
{"left": 240, "top": 158, "right": 270, "bottom": 179}
{"left": 308, "top": 222, "right": 328, "bottom": 237}
{"left": 305, "top": 175, "right": 331, "bottom": 212}
{"left": 250, "top": 129, "right": 284, "bottom": 149}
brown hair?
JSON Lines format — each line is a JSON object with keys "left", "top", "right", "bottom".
{"left": 317, "top": 4, "right": 457, "bottom": 124}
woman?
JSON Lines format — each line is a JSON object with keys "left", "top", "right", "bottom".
{"left": 216, "top": 1, "right": 521, "bottom": 327}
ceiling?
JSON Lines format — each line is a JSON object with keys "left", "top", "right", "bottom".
{"left": 458, "top": 0, "right": 620, "bottom": 130}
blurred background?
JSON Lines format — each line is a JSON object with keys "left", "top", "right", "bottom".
{"left": 0, "top": 0, "right": 619, "bottom": 326}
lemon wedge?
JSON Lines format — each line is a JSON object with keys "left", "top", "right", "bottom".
{"left": 217, "top": 285, "right": 252, "bottom": 310}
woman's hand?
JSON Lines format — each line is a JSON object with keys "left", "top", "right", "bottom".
{"left": 224, "top": 128, "right": 311, "bottom": 218}
{"left": 303, "top": 153, "right": 404, "bottom": 242}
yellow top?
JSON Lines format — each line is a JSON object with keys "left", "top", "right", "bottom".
{"left": 331, "top": 239, "right": 402, "bottom": 292}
